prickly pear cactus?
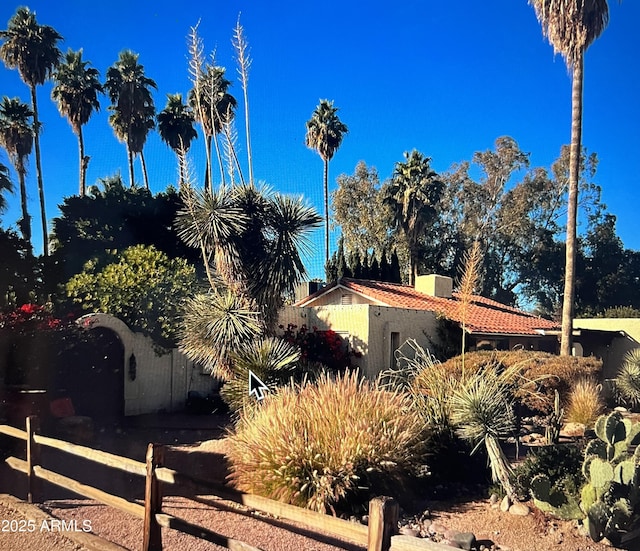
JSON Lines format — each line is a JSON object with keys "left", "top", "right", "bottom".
{"left": 530, "top": 473, "right": 583, "bottom": 520}
{"left": 580, "top": 411, "right": 640, "bottom": 543}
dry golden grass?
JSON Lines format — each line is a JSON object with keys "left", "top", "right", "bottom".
{"left": 226, "top": 371, "right": 424, "bottom": 513}
{"left": 564, "top": 378, "right": 604, "bottom": 427}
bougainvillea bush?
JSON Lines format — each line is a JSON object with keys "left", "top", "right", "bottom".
{"left": 0, "top": 304, "right": 83, "bottom": 388}
{"left": 279, "top": 323, "right": 361, "bottom": 373}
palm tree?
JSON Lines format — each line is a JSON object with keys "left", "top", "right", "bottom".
{"left": 0, "top": 6, "right": 62, "bottom": 256}
{"left": 104, "top": 50, "right": 157, "bottom": 189}
{"left": 384, "top": 150, "right": 444, "bottom": 285}
{"left": 529, "top": 0, "right": 613, "bottom": 356}
{"left": 188, "top": 64, "right": 237, "bottom": 189}
{"left": 0, "top": 97, "right": 34, "bottom": 245}
{"left": 305, "top": 99, "right": 348, "bottom": 266}
{"left": 51, "top": 49, "right": 103, "bottom": 196}
{"left": 0, "top": 162, "right": 13, "bottom": 215}
{"left": 157, "top": 93, "right": 197, "bottom": 187}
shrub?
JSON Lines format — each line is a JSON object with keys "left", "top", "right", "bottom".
{"left": 227, "top": 371, "right": 424, "bottom": 513}
{"left": 615, "top": 348, "right": 640, "bottom": 409}
{"left": 564, "top": 378, "right": 604, "bottom": 427}
{"left": 437, "top": 350, "right": 602, "bottom": 413}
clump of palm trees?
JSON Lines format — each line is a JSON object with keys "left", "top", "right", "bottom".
{"left": 1, "top": 6, "right": 61, "bottom": 256}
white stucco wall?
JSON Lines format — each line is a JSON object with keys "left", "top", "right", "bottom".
{"left": 78, "top": 313, "right": 215, "bottom": 416}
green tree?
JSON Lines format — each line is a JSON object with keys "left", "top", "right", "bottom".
{"left": 0, "top": 97, "right": 34, "bottom": 245}
{"left": 104, "top": 50, "right": 157, "bottom": 189}
{"left": 51, "top": 49, "right": 103, "bottom": 196}
{"left": 0, "top": 161, "right": 13, "bottom": 214}
{"left": 332, "top": 161, "right": 393, "bottom": 260}
{"left": 50, "top": 174, "right": 201, "bottom": 286}
{"left": 66, "top": 244, "right": 196, "bottom": 348}
{"left": 305, "top": 99, "right": 348, "bottom": 266}
{"left": 0, "top": 6, "right": 62, "bottom": 257}
{"left": 0, "top": 228, "right": 38, "bottom": 308}
{"left": 188, "top": 64, "right": 237, "bottom": 189}
{"left": 383, "top": 150, "right": 444, "bottom": 285}
{"left": 529, "top": 0, "right": 613, "bottom": 355}
{"left": 157, "top": 93, "right": 197, "bottom": 187}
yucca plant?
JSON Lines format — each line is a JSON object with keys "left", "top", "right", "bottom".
{"left": 615, "top": 348, "right": 640, "bottom": 409}
{"left": 450, "top": 365, "right": 519, "bottom": 501}
{"left": 220, "top": 337, "right": 301, "bottom": 412}
{"left": 178, "top": 288, "right": 263, "bottom": 380}
{"left": 564, "top": 377, "right": 604, "bottom": 427}
{"left": 227, "top": 371, "right": 424, "bottom": 513}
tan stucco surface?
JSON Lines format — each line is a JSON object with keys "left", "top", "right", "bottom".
{"left": 575, "top": 318, "right": 640, "bottom": 379}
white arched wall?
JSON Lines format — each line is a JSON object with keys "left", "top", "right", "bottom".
{"left": 77, "top": 313, "right": 215, "bottom": 416}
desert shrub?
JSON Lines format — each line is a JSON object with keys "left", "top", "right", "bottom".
{"left": 615, "top": 348, "right": 640, "bottom": 409}
{"left": 438, "top": 350, "right": 602, "bottom": 413}
{"left": 512, "top": 444, "right": 584, "bottom": 502}
{"left": 227, "top": 371, "right": 425, "bottom": 513}
{"left": 564, "top": 378, "right": 604, "bottom": 427}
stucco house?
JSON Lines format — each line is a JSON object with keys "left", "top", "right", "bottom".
{"left": 280, "top": 274, "right": 560, "bottom": 379}
{"left": 574, "top": 318, "right": 640, "bottom": 380}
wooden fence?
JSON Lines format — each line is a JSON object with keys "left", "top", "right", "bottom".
{"left": 0, "top": 416, "right": 453, "bottom": 551}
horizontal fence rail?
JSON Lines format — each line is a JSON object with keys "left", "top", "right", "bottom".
{"left": 0, "top": 417, "right": 454, "bottom": 551}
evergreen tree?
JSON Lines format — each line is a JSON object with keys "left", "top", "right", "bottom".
{"left": 370, "top": 253, "right": 380, "bottom": 281}
{"left": 390, "top": 249, "right": 402, "bottom": 283}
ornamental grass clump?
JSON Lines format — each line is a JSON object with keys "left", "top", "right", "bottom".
{"left": 227, "top": 371, "right": 424, "bottom": 513}
{"left": 565, "top": 378, "right": 604, "bottom": 427}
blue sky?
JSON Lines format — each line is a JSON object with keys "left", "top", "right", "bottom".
{"left": 0, "top": 1, "right": 638, "bottom": 280}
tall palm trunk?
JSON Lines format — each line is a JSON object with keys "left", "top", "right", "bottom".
{"left": 17, "top": 165, "right": 31, "bottom": 245}
{"left": 140, "top": 150, "right": 149, "bottom": 190}
{"left": 323, "top": 158, "right": 329, "bottom": 266}
{"left": 126, "top": 142, "right": 135, "bottom": 188}
{"left": 77, "top": 125, "right": 86, "bottom": 196}
{"left": 30, "top": 85, "right": 48, "bottom": 256}
{"left": 560, "top": 54, "right": 584, "bottom": 357}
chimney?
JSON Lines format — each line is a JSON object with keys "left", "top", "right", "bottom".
{"left": 415, "top": 274, "right": 453, "bottom": 298}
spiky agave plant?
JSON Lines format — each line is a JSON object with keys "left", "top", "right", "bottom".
{"left": 615, "top": 348, "right": 640, "bottom": 409}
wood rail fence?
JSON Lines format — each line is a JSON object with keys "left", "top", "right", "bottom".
{"left": 0, "top": 416, "right": 454, "bottom": 551}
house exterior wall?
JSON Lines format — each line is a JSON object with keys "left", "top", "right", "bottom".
{"left": 279, "top": 305, "right": 441, "bottom": 380}
{"left": 574, "top": 318, "right": 640, "bottom": 379}
{"left": 305, "top": 287, "right": 379, "bottom": 306}
{"left": 279, "top": 305, "right": 371, "bottom": 375}
{"left": 366, "top": 306, "right": 440, "bottom": 379}
{"left": 78, "top": 313, "right": 214, "bottom": 416}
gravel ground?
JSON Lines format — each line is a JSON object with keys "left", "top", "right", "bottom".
{"left": 0, "top": 495, "right": 126, "bottom": 551}
{"left": 42, "top": 496, "right": 364, "bottom": 551}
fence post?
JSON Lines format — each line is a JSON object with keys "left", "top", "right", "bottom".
{"left": 367, "top": 496, "right": 398, "bottom": 551}
{"left": 143, "top": 443, "right": 164, "bottom": 551}
{"left": 26, "top": 415, "right": 42, "bottom": 504}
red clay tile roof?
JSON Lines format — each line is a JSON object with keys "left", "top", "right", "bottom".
{"left": 296, "top": 278, "right": 559, "bottom": 336}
